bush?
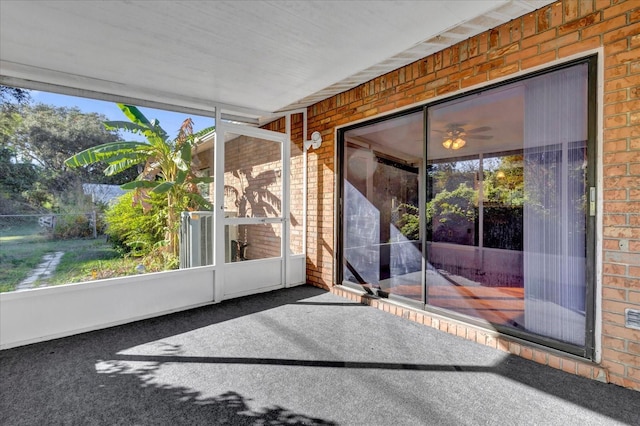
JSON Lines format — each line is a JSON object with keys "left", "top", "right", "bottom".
{"left": 104, "top": 191, "right": 167, "bottom": 257}
{"left": 53, "top": 214, "right": 93, "bottom": 239}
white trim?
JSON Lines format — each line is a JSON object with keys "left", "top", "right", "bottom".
{"left": 594, "top": 47, "right": 605, "bottom": 364}
{"left": 218, "top": 121, "right": 288, "bottom": 143}
{"left": 0, "top": 267, "right": 216, "bottom": 350}
{"left": 283, "top": 113, "right": 292, "bottom": 286}
{"left": 214, "top": 109, "right": 225, "bottom": 303}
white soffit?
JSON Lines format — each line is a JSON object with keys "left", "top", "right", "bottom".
{"left": 0, "top": 1, "right": 555, "bottom": 119}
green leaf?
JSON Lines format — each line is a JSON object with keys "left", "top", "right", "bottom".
{"left": 191, "top": 176, "right": 213, "bottom": 184}
{"left": 176, "top": 169, "right": 188, "bottom": 185}
{"left": 104, "top": 120, "right": 151, "bottom": 135}
{"left": 187, "top": 192, "right": 213, "bottom": 210}
{"left": 104, "top": 158, "right": 143, "bottom": 176}
{"left": 64, "top": 141, "right": 149, "bottom": 167}
{"left": 118, "top": 104, "right": 169, "bottom": 141}
{"left": 117, "top": 104, "right": 152, "bottom": 127}
{"left": 151, "top": 181, "right": 175, "bottom": 194}
{"left": 173, "top": 155, "right": 188, "bottom": 172}
{"left": 180, "top": 142, "right": 192, "bottom": 163}
{"left": 120, "top": 180, "right": 159, "bottom": 190}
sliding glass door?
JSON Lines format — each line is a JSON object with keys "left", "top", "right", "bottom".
{"left": 339, "top": 57, "right": 595, "bottom": 355}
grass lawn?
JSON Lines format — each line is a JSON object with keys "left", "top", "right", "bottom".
{"left": 1, "top": 220, "right": 181, "bottom": 292}
{"left": 0, "top": 223, "right": 139, "bottom": 292}
{"left": 49, "top": 242, "right": 141, "bottom": 285}
{"left": 0, "top": 223, "right": 51, "bottom": 292}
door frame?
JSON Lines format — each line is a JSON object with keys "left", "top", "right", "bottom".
{"left": 214, "top": 112, "right": 291, "bottom": 301}
{"left": 335, "top": 55, "right": 598, "bottom": 359}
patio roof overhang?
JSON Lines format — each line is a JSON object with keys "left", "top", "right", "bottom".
{"left": 0, "top": 0, "right": 554, "bottom": 124}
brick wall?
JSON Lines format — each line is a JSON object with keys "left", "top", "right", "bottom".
{"left": 305, "top": 0, "right": 639, "bottom": 390}
{"left": 262, "top": 113, "right": 306, "bottom": 256}
{"left": 194, "top": 114, "right": 307, "bottom": 258}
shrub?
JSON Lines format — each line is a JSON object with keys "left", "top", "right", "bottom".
{"left": 105, "top": 191, "right": 167, "bottom": 257}
{"left": 53, "top": 214, "right": 93, "bottom": 239}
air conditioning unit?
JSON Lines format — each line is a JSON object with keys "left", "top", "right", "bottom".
{"left": 179, "top": 211, "right": 213, "bottom": 268}
{"left": 179, "top": 211, "right": 238, "bottom": 268}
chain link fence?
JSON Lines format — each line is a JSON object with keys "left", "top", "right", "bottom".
{"left": 0, "top": 212, "right": 101, "bottom": 241}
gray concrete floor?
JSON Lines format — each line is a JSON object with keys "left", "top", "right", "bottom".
{"left": 1, "top": 285, "right": 638, "bottom": 425}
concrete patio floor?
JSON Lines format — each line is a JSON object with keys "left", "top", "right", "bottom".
{"left": 1, "top": 285, "right": 638, "bottom": 425}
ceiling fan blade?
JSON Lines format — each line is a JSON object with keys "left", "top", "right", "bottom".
{"left": 467, "top": 135, "right": 493, "bottom": 140}
{"left": 465, "top": 126, "right": 492, "bottom": 134}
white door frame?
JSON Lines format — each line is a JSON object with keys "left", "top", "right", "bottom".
{"left": 214, "top": 110, "right": 291, "bottom": 300}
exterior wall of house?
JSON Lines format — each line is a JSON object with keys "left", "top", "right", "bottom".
{"left": 262, "top": 113, "right": 306, "bottom": 256}
{"left": 222, "top": 135, "right": 283, "bottom": 260}
{"left": 304, "top": 0, "right": 640, "bottom": 390}
{"left": 191, "top": 114, "right": 306, "bottom": 261}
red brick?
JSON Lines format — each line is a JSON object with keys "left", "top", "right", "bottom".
{"left": 602, "top": 335, "right": 626, "bottom": 351}
{"left": 577, "top": 363, "right": 593, "bottom": 379}
{"left": 533, "top": 350, "right": 548, "bottom": 365}
{"left": 609, "top": 375, "right": 640, "bottom": 391}
{"left": 602, "top": 359, "right": 627, "bottom": 377}
{"left": 558, "top": 36, "right": 603, "bottom": 58}
{"left": 562, "top": 359, "right": 578, "bottom": 374}
{"left": 603, "top": 1, "right": 640, "bottom": 20}
{"left": 520, "top": 346, "right": 533, "bottom": 360}
{"left": 564, "top": 0, "right": 580, "bottom": 22}
{"left": 580, "top": 0, "right": 595, "bottom": 17}
{"left": 629, "top": 342, "right": 640, "bottom": 355}
{"left": 582, "top": 14, "right": 627, "bottom": 39}
{"left": 558, "top": 11, "right": 601, "bottom": 35}
{"left": 604, "top": 21, "right": 640, "bottom": 45}
{"left": 522, "top": 28, "right": 558, "bottom": 49}
{"left": 548, "top": 354, "right": 562, "bottom": 369}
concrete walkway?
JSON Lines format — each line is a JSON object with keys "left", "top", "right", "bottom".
{"left": 15, "top": 251, "right": 64, "bottom": 290}
{"left": 1, "top": 285, "right": 638, "bottom": 425}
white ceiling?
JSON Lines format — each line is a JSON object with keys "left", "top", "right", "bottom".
{"left": 0, "top": 1, "right": 554, "bottom": 122}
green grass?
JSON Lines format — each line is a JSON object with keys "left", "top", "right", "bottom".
{"left": 0, "top": 224, "right": 177, "bottom": 292}
{"left": 0, "top": 222, "right": 138, "bottom": 292}
{"left": 0, "top": 225, "right": 54, "bottom": 292}
{"left": 49, "top": 242, "right": 142, "bottom": 285}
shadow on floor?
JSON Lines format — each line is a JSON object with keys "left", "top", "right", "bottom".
{"left": 1, "top": 285, "right": 638, "bottom": 425}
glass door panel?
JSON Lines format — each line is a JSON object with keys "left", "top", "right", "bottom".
{"left": 342, "top": 111, "right": 424, "bottom": 301}
{"left": 426, "top": 62, "right": 590, "bottom": 348}
{"left": 219, "top": 124, "right": 288, "bottom": 300}
{"left": 223, "top": 132, "right": 284, "bottom": 263}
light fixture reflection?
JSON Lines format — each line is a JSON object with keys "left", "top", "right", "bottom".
{"left": 442, "top": 127, "right": 466, "bottom": 150}
{"left": 442, "top": 136, "right": 466, "bottom": 150}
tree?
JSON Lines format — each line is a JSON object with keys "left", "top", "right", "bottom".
{"left": 65, "top": 104, "right": 212, "bottom": 257}
{"left": 8, "top": 104, "right": 134, "bottom": 193}
{"left": 1, "top": 102, "right": 139, "bottom": 212}
{"left": 0, "top": 86, "right": 31, "bottom": 108}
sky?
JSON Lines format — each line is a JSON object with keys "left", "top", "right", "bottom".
{"left": 30, "top": 90, "right": 215, "bottom": 142}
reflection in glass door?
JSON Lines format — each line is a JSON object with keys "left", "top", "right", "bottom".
{"left": 339, "top": 59, "right": 594, "bottom": 355}
{"left": 425, "top": 62, "right": 591, "bottom": 349}
{"left": 341, "top": 111, "right": 424, "bottom": 301}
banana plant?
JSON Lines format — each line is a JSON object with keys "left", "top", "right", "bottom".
{"left": 65, "top": 103, "right": 213, "bottom": 257}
